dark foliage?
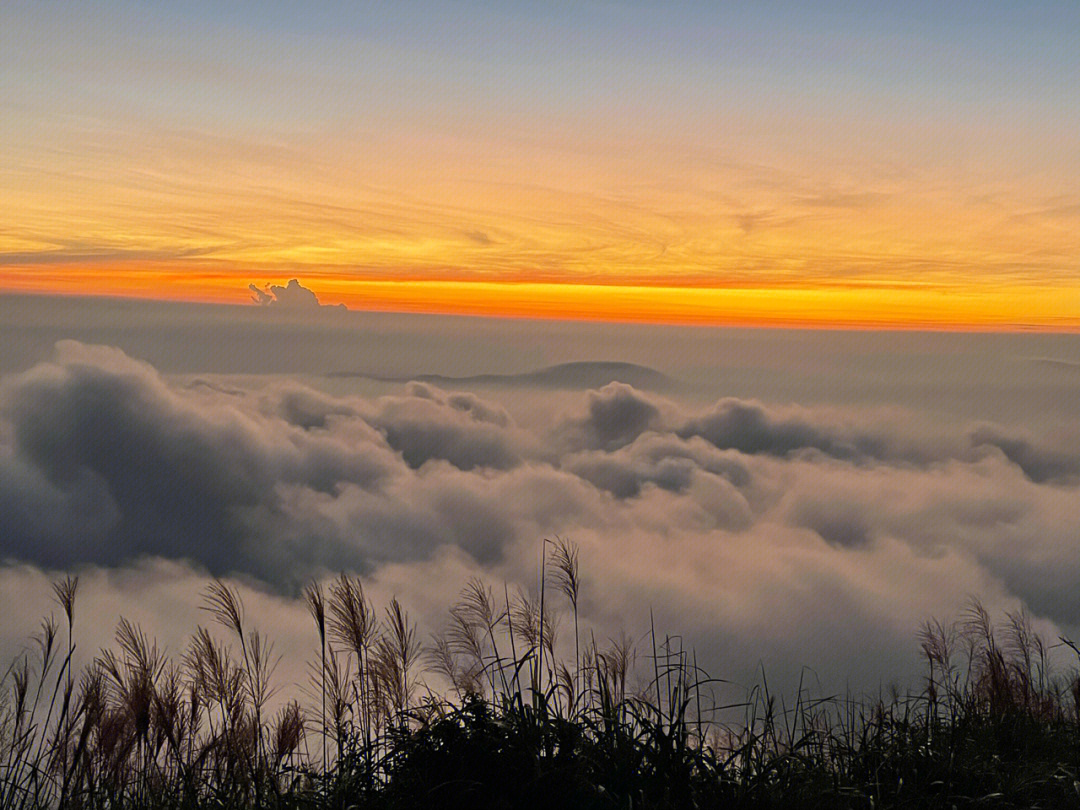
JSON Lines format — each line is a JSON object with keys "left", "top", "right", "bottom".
{"left": 4, "top": 549, "right": 1080, "bottom": 809}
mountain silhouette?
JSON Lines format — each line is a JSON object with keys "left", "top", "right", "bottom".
{"left": 329, "top": 361, "right": 675, "bottom": 390}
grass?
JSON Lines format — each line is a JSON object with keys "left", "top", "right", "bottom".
{"left": 3, "top": 539, "right": 1080, "bottom": 809}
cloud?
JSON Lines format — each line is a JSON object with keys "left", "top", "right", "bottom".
{"left": 967, "top": 423, "right": 1080, "bottom": 484}
{"left": 273, "top": 385, "right": 359, "bottom": 430}
{"left": 0, "top": 342, "right": 395, "bottom": 584}
{"left": 462, "top": 229, "right": 493, "bottom": 245}
{"left": 675, "top": 397, "right": 1080, "bottom": 488}
{"left": 0, "top": 246, "right": 218, "bottom": 266}
{"left": 363, "top": 382, "right": 526, "bottom": 471}
{"left": 553, "top": 382, "right": 667, "bottom": 452}
{"left": 249, "top": 278, "right": 345, "bottom": 309}
{"left": 563, "top": 432, "right": 752, "bottom": 502}
{"left": 678, "top": 398, "right": 900, "bottom": 461}
{"left": 1, "top": 343, "right": 1079, "bottom": 693}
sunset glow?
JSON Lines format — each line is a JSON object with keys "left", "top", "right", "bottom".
{"left": 3, "top": 1, "right": 1078, "bottom": 328}
{"left": 4, "top": 269, "right": 1078, "bottom": 331}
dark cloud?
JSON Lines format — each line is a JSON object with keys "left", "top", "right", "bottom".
{"left": 272, "top": 386, "right": 358, "bottom": 430}
{"left": 462, "top": 229, "right": 493, "bottom": 245}
{"left": 564, "top": 433, "right": 751, "bottom": 501}
{"left": 0, "top": 450, "right": 119, "bottom": 563}
{"left": 0, "top": 343, "right": 393, "bottom": 584}
{"left": 364, "top": 383, "right": 523, "bottom": 471}
{"left": 676, "top": 398, "right": 973, "bottom": 473}
{"left": 967, "top": 423, "right": 1080, "bottom": 484}
{"left": 787, "top": 496, "right": 875, "bottom": 548}
{"left": 679, "top": 398, "right": 860, "bottom": 458}
{"left": 0, "top": 348, "right": 553, "bottom": 588}
{"left": 555, "top": 383, "right": 665, "bottom": 452}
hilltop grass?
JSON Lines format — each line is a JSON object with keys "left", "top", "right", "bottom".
{"left": 3, "top": 539, "right": 1080, "bottom": 809}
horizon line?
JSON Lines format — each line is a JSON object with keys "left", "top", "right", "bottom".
{"left": 3, "top": 281, "right": 1080, "bottom": 335}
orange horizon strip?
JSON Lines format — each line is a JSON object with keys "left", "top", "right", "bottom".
{"left": 3, "top": 268, "right": 1079, "bottom": 333}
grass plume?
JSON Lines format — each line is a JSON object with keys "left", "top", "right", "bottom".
{"left": 3, "top": 544, "right": 1080, "bottom": 809}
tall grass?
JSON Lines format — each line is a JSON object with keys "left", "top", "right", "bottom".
{"left": 3, "top": 543, "right": 1080, "bottom": 809}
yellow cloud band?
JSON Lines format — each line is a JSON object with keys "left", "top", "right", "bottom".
{"left": 4, "top": 267, "right": 1077, "bottom": 331}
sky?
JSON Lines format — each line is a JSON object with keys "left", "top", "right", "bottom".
{"left": 3, "top": 0, "right": 1079, "bottom": 328}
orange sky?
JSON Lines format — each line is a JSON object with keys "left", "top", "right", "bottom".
{"left": 3, "top": 3, "right": 1079, "bottom": 330}
{"left": 4, "top": 125, "right": 1078, "bottom": 330}
{"left": 3, "top": 267, "right": 1078, "bottom": 332}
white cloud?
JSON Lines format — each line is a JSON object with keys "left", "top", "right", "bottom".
{"left": 249, "top": 279, "right": 345, "bottom": 309}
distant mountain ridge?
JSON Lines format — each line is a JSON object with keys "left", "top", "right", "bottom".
{"left": 328, "top": 360, "right": 675, "bottom": 390}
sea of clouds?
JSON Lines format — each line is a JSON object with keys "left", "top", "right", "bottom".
{"left": 2, "top": 336, "right": 1079, "bottom": 698}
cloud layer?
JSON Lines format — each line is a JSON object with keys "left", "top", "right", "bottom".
{"left": 2, "top": 342, "right": 1078, "bottom": 690}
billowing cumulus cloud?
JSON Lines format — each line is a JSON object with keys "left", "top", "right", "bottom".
{"left": 249, "top": 278, "right": 344, "bottom": 309}
{"left": 553, "top": 382, "right": 667, "bottom": 452}
{"left": 0, "top": 342, "right": 395, "bottom": 582}
{"left": 966, "top": 423, "right": 1080, "bottom": 484}
{"left": 364, "top": 382, "right": 527, "bottom": 471}
{"left": 562, "top": 432, "right": 753, "bottom": 506}
{"left": 677, "top": 397, "right": 941, "bottom": 464}
{"left": 1, "top": 342, "right": 1079, "bottom": 693}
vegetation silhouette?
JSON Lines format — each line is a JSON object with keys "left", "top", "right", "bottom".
{"left": 3, "top": 541, "right": 1080, "bottom": 809}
